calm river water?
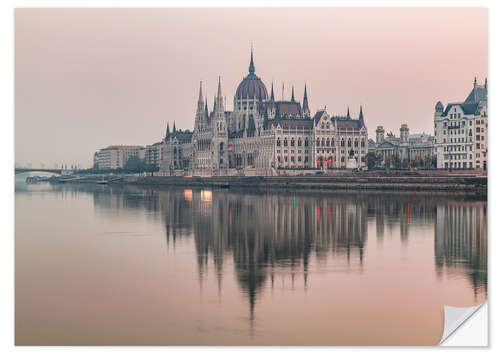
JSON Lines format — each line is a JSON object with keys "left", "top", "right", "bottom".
{"left": 15, "top": 178, "right": 487, "bottom": 345}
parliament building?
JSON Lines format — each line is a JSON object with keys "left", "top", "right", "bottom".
{"left": 160, "top": 49, "right": 368, "bottom": 176}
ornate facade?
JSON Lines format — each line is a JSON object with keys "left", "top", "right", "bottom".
{"left": 159, "top": 49, "right": 368, "bottom": 176}
{"left": 434, "top": 78, "right": 488, "bottom": 170}
{"left": 373, "top": 124, "right": 435, "bottom": 168}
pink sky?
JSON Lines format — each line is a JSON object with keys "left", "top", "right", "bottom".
{"left": 15, "top": 8, "right": 488, "bottom": 168}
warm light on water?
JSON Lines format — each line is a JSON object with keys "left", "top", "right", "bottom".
{"left": 15, "top": 182, "right": 487, "bottom": 345}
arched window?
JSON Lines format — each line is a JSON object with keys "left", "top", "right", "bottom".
{"left": 277, "top": 138, "right": 281, "bottom": 146}
{"left": 284, "top": 138, "right": 288, "bottom": 146}
{"left": 298, "top": 138, "right": 302, "bottom": 146}
{"left": 321, "top": 138, "right": 325, "bottom": 146}
{"left": 305, "top": 138, "right": 309, "bottom": 147}
{"left": 348, "top": 139, "right": 352, "bottom": 147}
{"left": 291, "top": 138, "right": 295, "bottom": 146}
{"left": 354, "top": 140, "right": 358, "bottom": 147}
{"left": 326, "top": 138, "right": 330, "bottom": 147}
{"left": 331, "top": 138, "right": 335, "bottom": 146}
{"left": 361, "top": 140, "right": 365, "bottom": 147}
{"left": 316, "top": 139, "right": 320, "bottom": 146}
{"left": 341, "top": 138, "right": 345, "bottom": 147}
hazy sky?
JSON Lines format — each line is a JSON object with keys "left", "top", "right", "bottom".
{"left": 15, "top": 8, "right": 487, "bottom": 168}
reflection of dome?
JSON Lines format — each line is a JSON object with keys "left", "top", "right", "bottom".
{"left": 235, "top": 49, "right": 268, "bottom": 100}
{"left": 435, "top": 101, "right": 443, "bottom": 112}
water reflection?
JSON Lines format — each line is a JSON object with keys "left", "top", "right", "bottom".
{"left": 16, "top": 183, "right": 488, "bottom": 345}
{"left": 87, "top": 185, "right": 488, "bottom": 318}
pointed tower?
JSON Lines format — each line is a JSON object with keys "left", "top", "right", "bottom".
{"left": 173, "top": 121, "right": 176, "bottom": 134}
{"left": 303, "top": 83, "right": 310, "bottom": 117}
{"left": 347, "top": 107, "right": 351, "bottom": 119}
{"left": 165, "top": 122, "right": 170, "bottom": 139}
{"left": 194, "top": 81, "right": 205, "bottom": 133}
{"left": 212, "top": 76, "right": 229, "bottom": 170}
{"left": 291, "top": 86, "right": 295, "bottom": 102}
{"left": 205, "top": 98, "right": 209, "bottom": 120}
{"left": 359, "top": 105, "right": 364, "bottom": 126}
{"left": 249, "top": 43, "right": 255, "bottom": 75}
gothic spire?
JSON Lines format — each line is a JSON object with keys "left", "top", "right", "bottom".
{"left": 347, "top": 106, "right": 350, "bottom": 119}
{"left": 302, "top": 83, "right": 309, "bottom": 114}
{"left": 217, "top": 76, "right": 222, "bottom": 99}
{"left": 166, "top": 122, "right": 170, "bottom": 137}
{"left": 474, "top": 76, "right": 477, "bottom": 87}
{"left": 359, "top": 105, "right": 364, "bottom": 126}
{"left": 205, "top": 98, "right": 209, "bottom": 119}
{"left": 173, "top": 121, "right": 176, "bottom": 133}
{"left": 249, "top": 43, "right": 255, "bottom": 75}
{"left": 485, "top": 77, "right": 488, "bottom": 90}
{"left": 270, "top": 81, "right": 275, "bottom": 101}
{"left": 291, "top": 85, "right": 295, "bottom": 102}
{"left": 198, "top": 81, "right": 203, "bottom": 103}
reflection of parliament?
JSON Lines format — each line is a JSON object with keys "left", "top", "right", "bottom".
{"left": 90, "top": 186, "right": 487, "bottom": 316}
{"left": 160, "top": 48, "right": 368, "bottom": 175}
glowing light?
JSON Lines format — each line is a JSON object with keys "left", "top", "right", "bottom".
{"left": 201, "top": 190, "right": 212, "bottom": 202}
{"left": 184, "top": 189, "right": 193, "bottom": 201}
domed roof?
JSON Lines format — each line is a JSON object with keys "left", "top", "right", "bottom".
{"left": 235, "top": 49, "right": 268, "bottom": 100}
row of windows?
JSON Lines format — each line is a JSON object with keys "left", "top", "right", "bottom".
{"left": 444, "top": 162, "right": 474, "bottom": 169}
{"left": 444, "top": 120, "right": 472, "bottom": 128}
{"left": 443, "top": 137, "right": 472, "bottom": 143}
{"left": 277, "top": 156, "right": 310, "bottom": 163}
{"left": 444, "top": 145, "right": 473, "bottom": 152}
{"left": 444, "top": 154, "right": 472, "bottom": 160}
{"left": 277, "top": 149, "right": 309, "bottom": 154}
{"left": 277, "top": 138, "right": 309, "bottom": 147}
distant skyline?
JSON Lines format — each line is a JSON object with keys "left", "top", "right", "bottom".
{"left": 15, "top": 8, "right": 488, "bottom": 167}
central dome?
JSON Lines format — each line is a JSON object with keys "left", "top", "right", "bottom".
{"left": 235, "top": 49, "right": 268, "bottom": 100}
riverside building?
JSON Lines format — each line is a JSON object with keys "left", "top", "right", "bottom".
{"left": 434, "top": 78, "right": 488, "bottom": 170}
{"left": 93, "top": 145, "right": 145, "bottom": 170}
{"left": 373, "top": 124, "right": 435, "bottom": 168}
{"left": 159, "top": 48, "right": 368, "bottom": 176}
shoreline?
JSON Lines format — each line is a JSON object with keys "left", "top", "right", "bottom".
{"left": 130, "top": 174, "right": 487, "bottom": 197}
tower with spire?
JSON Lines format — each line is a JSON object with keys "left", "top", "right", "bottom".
{"left": 358, "top": 105, "right": 364, "bottom": 127}
{"left": 212, "top": 76, "right": 229, "bottom": 169}
{"left": 303, "top": 83, "right": 310, "bottom": 117}
{"left": 194, "top": 81, "right": 206, "bottom": 133}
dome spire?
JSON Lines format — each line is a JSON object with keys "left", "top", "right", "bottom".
{"left": 249, "top": 43, "right": 255, "bottom": 75}
{"left": 291, "top": 85, "right": 295, "bottom": 102}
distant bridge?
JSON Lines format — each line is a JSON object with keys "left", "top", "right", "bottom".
{"left": 14, "top": 168, "right": 74, "bottom": 175}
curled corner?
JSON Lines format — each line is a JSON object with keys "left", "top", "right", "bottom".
{"left": 439, "top": 303, "right": 485, "bottom": 345}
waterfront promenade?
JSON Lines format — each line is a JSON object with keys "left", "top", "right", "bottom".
{"left": 131, "top": 170, "right": 486, "bottom": 195}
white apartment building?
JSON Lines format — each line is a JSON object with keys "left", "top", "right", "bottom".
{"left": 434, "top": 78, "right": 487, "bottom": 170}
